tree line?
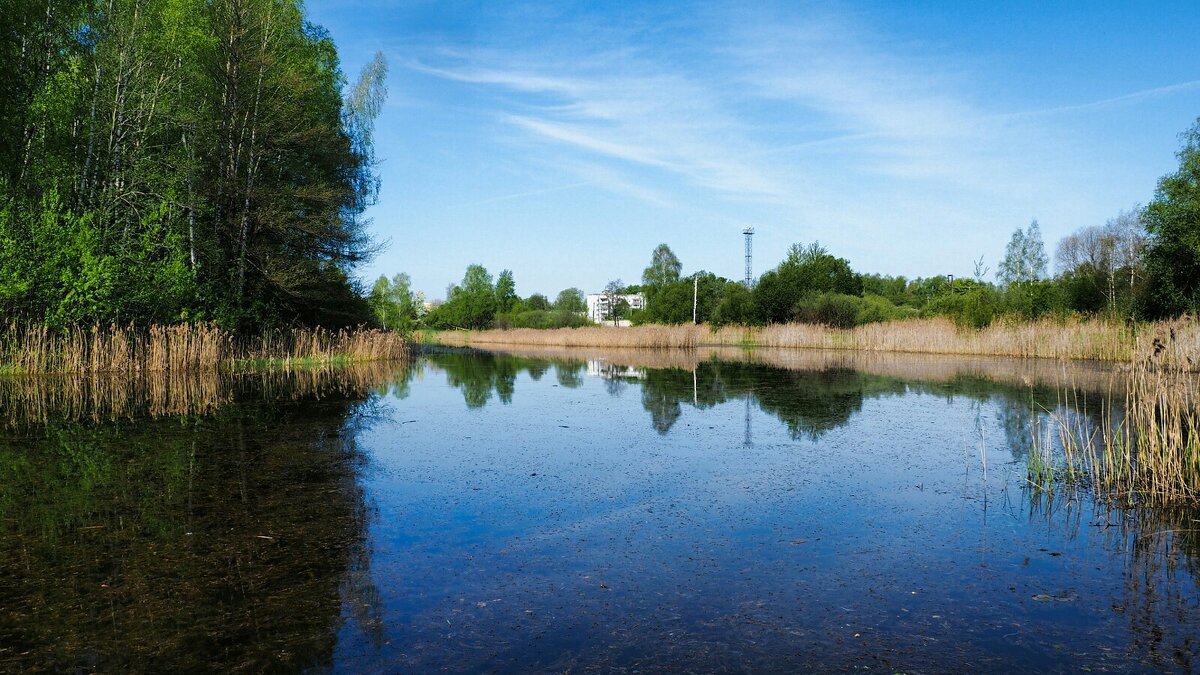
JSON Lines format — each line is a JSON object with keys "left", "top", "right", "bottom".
{"left": 0, "top": 0, "right": 387, "bottom": 330}
{"left": 367, "top": 265, "right": 590, "bottom": 331}
{"left": 374, "top": 116, "right": 1200, "bottom": 332}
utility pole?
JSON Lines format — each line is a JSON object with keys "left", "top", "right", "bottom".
{"left": 692, "top": 275, "right": 698, "bottom": 324}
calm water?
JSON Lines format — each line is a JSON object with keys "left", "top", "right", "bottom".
{"left": 1, "top": 348, "right": 1198, "bottom": 673}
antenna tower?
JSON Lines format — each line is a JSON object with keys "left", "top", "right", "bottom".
{"left": 742, "top": 227, "right": 755, "bottom": 287}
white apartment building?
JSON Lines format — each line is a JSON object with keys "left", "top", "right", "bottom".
{"left": 585, "top": 293, "right": 645, "bottom": 323}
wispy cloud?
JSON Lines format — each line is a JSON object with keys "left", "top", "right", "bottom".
{"left": 997, "top": 79, "right": 1200, "bottom": 120}
{"left": 396, "top": 3, "right": 1199, "bottom": 275}
{"left": 446, "top": 180, "right": 592, "bottom": 209}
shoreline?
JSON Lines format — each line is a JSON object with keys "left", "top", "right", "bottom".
{"left": 421, "top": 316, "right": 1198, "bottom": 368}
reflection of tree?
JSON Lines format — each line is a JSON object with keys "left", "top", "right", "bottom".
{"left": 604, "top": 376, "right": 628, "bottom": 397}
{"left": 0, "top": 380, "right": 379, "bottom": 671}
{"left": 427, "top": 351, "right": 527, "bottom": 408}
{"left": 642, "top": 386, "right": 682, "bottom": 435}
{"left": 526, "top": 361, "right": 551, "bottom": 381}
{"left": 555, "top": 361, "right": 585, "bottom": 389}
{"left": 636, "top": 362, "right": 905, "bottom": 439}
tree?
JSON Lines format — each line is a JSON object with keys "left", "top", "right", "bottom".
{"left": 998, "top": 220, "right": 1048, "bottom": 285}
{"left": 603, "top": 279, "right": 624, "bottom": 326}
{"left": 752, "top": 242, "right": 862, "bottom": 324}
{"left": 1054, "top": 208, "right": 1145, "bottom": 315}
{"left": 525, "top": 293, "right": 551, "bottom": 311}
{"left": 554, "top": 288, "right": 586, "bottom": 313}
{"left": 495, "top": 270, "right": 517, "bottom": 312}
{"left": 642, "top": 243, "right": 682, "bottom": 288}
{"left": 368, "top": 273, "right": 419, "bottom": 331}
{"left": 711, "top": 281, "right": 755, "bottom": 326}
{"left": 637, "top": 271, "right": 732, "bottom": 325}
{"left": 1143, "top": 119, "right": 1200, "bottom": 317}
{"left": 428, "top": 264, "right": 495, "bottom": 329}
{"left": 0, "top": 0, "right": 385, "bottom": 330}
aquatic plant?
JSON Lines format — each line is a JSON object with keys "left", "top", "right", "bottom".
{"left": 1030, "top": 317, "right": 1200, "bottom": 502}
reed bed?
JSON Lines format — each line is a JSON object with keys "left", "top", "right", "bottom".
{"left": 428, "top": 316, "right": 1195, "bottom": 364}
{"left": 426, "top": 324, "right": 707, "bottom": 349}
{"left": 0, "top": 322, "right": 408, "bottom": 374}
{"left": 1031, "top": 318, "right": 1200, "bottom": 502}
{"left": 234, "top": 327, "right": 410, "bottom": 372}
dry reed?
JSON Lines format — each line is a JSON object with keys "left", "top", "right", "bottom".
{"left": 453, "top": 343, "right": 1120, "bottom": 394}
{"left": 0, "top": 323, "right": 408, "bottom": 375}
{"left": 1032, "top": 317, "right": 1200, "bottom": 502}
{"left": 427, "top": 316, "right": 1198, "bottom": 365}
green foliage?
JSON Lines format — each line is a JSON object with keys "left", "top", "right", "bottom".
{"left": 1142, "top": 118, "right": 1200, "bottom": 318}
{"left": 525, "top": 293, "right": 552, "bottom": 311}
{"left": 642, "top": 243, "right": 682, "bottom": 288}
{"left": 426, "top": 264, "right": 496, "bottom": 329}
{"left": 925, "top": 284, "right": 1001, "bottom": 328}
{"left": 753, "top": 242, "right": 862, "bottom": 324}
{"left": 1001, "top": 279, "right": 1066, "bottom": 320}
{"left": 793, "top": 293, "right": 860, "bottom": 328}
{"left": 0, "top": 0, "right": 386, "bottom": 331}
{"left": 999, "top": 220, "right": 1049, "bottom": 285}
{"left": 368, "top": 273, "right": 420, "bottom": 332}
{"left": 638, "top": 272, "right": 732, "bottom": 325}
{"left": 711, "top": 283, "right": 755, "bottom": 327}
{"left": 495, "top": 270, "right": 518, "bottom": 313}
{"left": 494, "top": 309, "right": 592, "bottom": 329}
{"left": 553, "top": 288, "right": 586, "bottom": 313}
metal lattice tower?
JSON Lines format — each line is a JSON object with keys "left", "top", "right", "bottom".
{"left": 742, "top": 227, "right": 755, "bottom": 287}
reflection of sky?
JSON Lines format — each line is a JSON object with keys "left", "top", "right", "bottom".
{"left": 333, "top": 355, "right": 1200, "bottom": 671}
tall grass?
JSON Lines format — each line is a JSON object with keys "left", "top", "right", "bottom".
{"left": 0, "top": 323, "right": 408, "bottom": 374}
{"left": 1030, "top": 317, "right": 1200, "bottom": 502}
{"left": 425, "top": 316, "right": 1199, "bottom": 365}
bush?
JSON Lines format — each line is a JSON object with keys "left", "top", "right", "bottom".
{"left": 1001, "top": 280, "right": 1067, "bottom": 320}
{"left": 493, "top": 309, "right": 591, "bottom": 329}
{"left": 925, "top": 286, "right": 1001, "bottom": 329}
{"left": 793, "top": 293, "right": 860, "bottom": 329}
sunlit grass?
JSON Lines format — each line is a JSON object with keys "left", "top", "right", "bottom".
{"left": 426, "top": 316, "right": 1199, "bottom": 365}
{"left": 0, "top": 323, "right": 409, "bottom": 374}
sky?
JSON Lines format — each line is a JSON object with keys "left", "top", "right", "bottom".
{"left": 306, "top": 0, "right": 1200, "bottom": 301}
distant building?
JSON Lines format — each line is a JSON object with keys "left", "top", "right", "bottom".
{"left": 585, "top": 293, "right": 645, "bottom": 323}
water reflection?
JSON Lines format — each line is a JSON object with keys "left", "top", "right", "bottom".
{"left": 421, "top": 346, "right": 1110, "bottom": 443}
{"left": 0, "top": 369, "right": 391, "bottom": 671}
{"left": 1, "top": 351, "right": 1197, "bottom": 672}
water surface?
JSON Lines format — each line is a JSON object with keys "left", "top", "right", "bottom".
{"left": 1, "top": 349, "right": 1197, "bottom": 672}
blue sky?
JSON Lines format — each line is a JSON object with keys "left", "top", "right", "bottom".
{"left": 306, "top": 0, "right": 1200, "bottom": 301}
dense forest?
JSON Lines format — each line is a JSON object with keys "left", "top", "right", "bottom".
{"left": 0, "top": 0, "right": 387, "bottom": 330}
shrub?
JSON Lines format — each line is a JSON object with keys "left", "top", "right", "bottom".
{"left": 793, "top": 293, "right": 860, "bottom": 329}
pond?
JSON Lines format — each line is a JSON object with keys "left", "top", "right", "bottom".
{"left": 1, "top": 347, "right": 1197, "bottom": 672}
